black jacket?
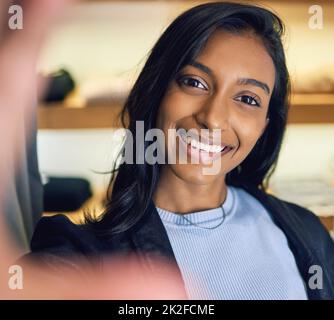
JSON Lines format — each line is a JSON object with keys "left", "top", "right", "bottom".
{"left": 29, "top": 183, "right": 334, "bottom": 299}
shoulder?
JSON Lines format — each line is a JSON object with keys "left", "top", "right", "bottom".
{"left": 22, "top": 214, "right": 137, "bottom": 276}
{"left": 240, "top": 183, "right": 334, "bottom": 249}
{"left": 30, "top": 214, "right": 105, "bottom": 255}
{"left": 19, "top": 215, "right": 111, "bottom": 280}
{"left": 264, "top": 192, "right": 334, "bottom": 260}
{"left": 232, "top": 185, "right": 323, "bottom": 230}
{"left": 269, "top": 192, "right": 330, "bottom": 235}
{"left": 240, "top": 183, "right": 330, "bottom": 233}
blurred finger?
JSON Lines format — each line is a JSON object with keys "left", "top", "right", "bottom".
{"left": 0, "top": 0, "right": 72, "bottom": 299}
{"left": 0, "top": 1, "right": 11, "bottom": 39}
{"left": 1, "top": 254, "right": 187, "bottom": 299}
{"left": 13, "top": 0, "right": 72, "bottom": 59}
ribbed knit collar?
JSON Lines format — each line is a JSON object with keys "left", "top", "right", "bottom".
{"left": 156, "top": 185, "right": 236, "bottom": 227}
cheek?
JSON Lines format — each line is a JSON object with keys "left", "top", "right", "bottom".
{"left": 156, "top": 91, "right": 196, "bottom": 130}
{"left": 236, "top": 117, "right": 266, "bottom": 151}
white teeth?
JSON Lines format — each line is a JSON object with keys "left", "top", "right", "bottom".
{"left": 200, "top": 142, "right": 209, "bottom": 152}
{"left": 191, "top": 139, "right": 199, "bottom": 149}
{"left": 181, "top": 134, "right": 225, "bottom": 153}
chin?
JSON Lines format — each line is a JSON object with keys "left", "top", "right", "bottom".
{"left": 169, "top": 163, "right": 226, "bottom": 186}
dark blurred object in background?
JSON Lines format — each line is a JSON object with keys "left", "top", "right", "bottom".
{"left": 42, "top": 69, "right": 75, "bottom": 103}
{"left": 43, "top": 177, "right": 92, "bottom": 212}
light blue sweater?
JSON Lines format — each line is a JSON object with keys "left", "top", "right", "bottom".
{"left": 156, "top": 185, "right": 308, "bottom": 300}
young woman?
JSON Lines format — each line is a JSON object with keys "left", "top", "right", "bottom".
{"left": 28, "top": 2, "right": 334, "bottom": 299}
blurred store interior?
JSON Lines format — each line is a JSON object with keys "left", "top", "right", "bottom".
{"left": 36, "top": 0, "right": 334, "bottom": 233}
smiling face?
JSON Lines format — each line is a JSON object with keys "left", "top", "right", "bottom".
{"left": 156, "top": 29, "right": 275, "bottom": 185}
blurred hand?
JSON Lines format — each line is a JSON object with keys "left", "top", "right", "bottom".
{"left": 0, "top": 0, "right": 185, "bottom": 300}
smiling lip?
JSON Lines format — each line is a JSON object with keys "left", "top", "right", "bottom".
{"left": 193, "top": 135, "right": 234, "bottom": 150}
{"left": 176, "top": 131, "right": 233, "bottom": 164}
{"left": 177, "top": 129, "right": 234, "bottom": 151}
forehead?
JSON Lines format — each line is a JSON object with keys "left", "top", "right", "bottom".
{"left": 194, "top": 30, "right": 276, "bottom": 89}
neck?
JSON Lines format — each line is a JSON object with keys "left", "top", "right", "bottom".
{"left": 153, "top": 166, "right": 227, "bottom": 214}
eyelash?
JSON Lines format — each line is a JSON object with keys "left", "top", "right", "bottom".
{"left": 177, "top": 76, "right": 208, "bottom": 90}
{"left": 177, "top": 75, "right": 261, "bottom": 107}
{"left": 234, "top": 95, "right": 261, "bottom": 107}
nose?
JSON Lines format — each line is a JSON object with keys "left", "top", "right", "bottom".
{"left": 194, "top": 95, "right": 231, "bottom": 131}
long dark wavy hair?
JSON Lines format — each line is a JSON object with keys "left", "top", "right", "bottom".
{"left": 85, "top": 1, "right": 291, "bottom": 236}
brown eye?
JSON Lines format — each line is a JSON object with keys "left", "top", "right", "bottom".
{"left": 235, "top": 95, "right": 261, "bottom": 107}
{"left": 178, "top": 76, "right": 207, "bottom": 90}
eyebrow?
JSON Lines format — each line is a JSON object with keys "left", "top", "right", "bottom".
{"left": 188, "top": 60, "right": 271, "bottom": 95}
{"left": 237, "top": 78, "right": 270, "bottom": 95}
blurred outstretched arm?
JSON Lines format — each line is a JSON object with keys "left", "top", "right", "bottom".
{"left": 0, "top": 0, "right": 185, "bottom": 300}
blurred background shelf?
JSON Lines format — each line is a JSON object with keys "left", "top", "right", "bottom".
{"left": 38, "top": 103, "right": 123, "bottom": 129}
{"left": 35, "top": 0, "right": 334, "bottom": 218}
{"left": 37, "top": 93, "right": 334, "bottom": 129}
{"left": 288, "top": 94, "right": 334, "bottom": 124}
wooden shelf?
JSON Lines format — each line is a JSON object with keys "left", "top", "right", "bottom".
{"left": 37, "top": 94, "right": 334, "bottom": 129}
{"left": 38, "top": 103, "right": 123, "bottom": 129}
{"left": 289, "top": 94, "right": 334, "bottom": 124}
